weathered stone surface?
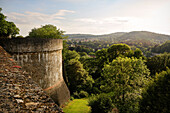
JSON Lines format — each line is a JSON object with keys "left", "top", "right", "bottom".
{"left": 0, "top": 46, "right": 63, "bottom": 112}
{"left": 0, "top": 38, "right": 70, "bottom": 105}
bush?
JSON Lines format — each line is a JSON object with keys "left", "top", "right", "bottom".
{"left": 70, "top": 96, "right": 74, "bottom": 101}
{"left": 29, "top": 24, "right": 66, "bottom": 39}
{"left": 139, "top": 69, "right": 170, "bottom": 113}
{"left": 88, "top": 93, "right": 114, "bottom": 113}
{"left": 73, "top": 91, "right": 80, "bottom": 99}
{"left": 79, "top": 91, "right": 89, "bottom": 98}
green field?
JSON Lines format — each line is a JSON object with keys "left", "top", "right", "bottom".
{"left": 63, "top": 99, "right": 91, "bottom": 113}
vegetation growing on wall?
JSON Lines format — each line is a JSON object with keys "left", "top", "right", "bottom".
{"left": 29, "top": 24, "right": 67, "bottom": 39}
{"left": 0, "top": 8, "right": 19, "bottom": 38}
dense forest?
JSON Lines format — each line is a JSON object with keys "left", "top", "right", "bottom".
{"left": 66, "top": 31, "right": 170, "bottom": 58}
{"left": 63, "top": 32, "right": 170, "bottom": 113}
{"left": 1, "top": 8, "right": 170, "bottom": 113}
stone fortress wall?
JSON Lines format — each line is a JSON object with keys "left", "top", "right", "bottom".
{"left": 0, "top": 38, "right": 70, "bottom": 106}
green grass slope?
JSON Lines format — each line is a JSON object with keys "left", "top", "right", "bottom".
{"left": 63, "top": 99, "right": 91, "bottom": 113}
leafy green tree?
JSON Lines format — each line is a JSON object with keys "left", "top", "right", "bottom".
{"left": 65, "top": 50, "right": 80, "bottom": 61}
{"left": 146, "top": 53, "right": 170, "bottom": 76}
{"left": 0, "top": 8, "right": 19, "bottom": 38}
{"left": 151, "top": 40, "right": 170, "bottom": 53}
{"left": 107, "top": 44, "right": 131, "bottom": 62}
{"left": 94, "top": 48, "right": 109, "bottom": 78}
{"left": 66, "top": 59, "right": 94, "bottom": 93}
{"left": 134, "top": 48, "right": 144, "bottom": 59}
{"left": 29, "top": 24, "right": 66, "bottom": 39}
{"left": 101, "top": 57, "right": 150, "bottom": 113}
{"left": 78, "top": 52, "right": 88, "bottom": 57}
{"left": 89, "top": 93, "right": 115, "bottom": 113}
{"left": 139, "top": 69, "right": 170, "bottom": 113}
{"left": 88, "top": 52, "right": 95, "bottom": 56}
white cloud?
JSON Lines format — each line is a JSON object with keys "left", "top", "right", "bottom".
{"left": 6, "top": 10, "right": 75, "bottom": 36}
{"left": 51, "top": 0, "right": 93, "bottom": 2}
{"left": 75, "top": 17, "right": 135, "bottom": 25}
{"left": 7, "top": 10, "right": 75, "bottom": 24}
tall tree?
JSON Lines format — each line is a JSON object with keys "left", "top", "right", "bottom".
{"left": 66, "top": 59, "right": 93, "bottom": 93}
{"left": 107, "top": 44, "right": 131, "bottom": 62}
{"left": 0, "top": 8, "right": 19, "bottom": 38}
{"left": 146, "top": 53, "right": 170, "bottom": 76}
{"left": 101, "top": 57, "right": 150, "bottom": 112}
{"left": 139, "top": 69, "right": 170, "bottom": 113}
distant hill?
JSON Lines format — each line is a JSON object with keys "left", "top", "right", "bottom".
{"left": 66, "top": 31, "right": 170, "bottom": 43}
{"left": 65, "top": 32, "right": 126, "bottom": 39}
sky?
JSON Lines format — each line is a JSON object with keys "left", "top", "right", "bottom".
{"left": 1, "top": 0, "right": 170, "bottom": 36}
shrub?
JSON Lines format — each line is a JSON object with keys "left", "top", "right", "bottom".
{"left": 88, "top": 93, "right": 114, "bottom": 113}
{"left": 79, "top": 91, "right": 89, "bottom": 98}
{"left": 70, "top": 96, "right": 74, "bottom": 101}
{"left": 139, "top": 69, "right": 170, "bottom": 113}
{"left": 29, "top": 24, "right": 66, "bottom": 39}
{"left": 73, "top": 91, "right": 80, "bottom": 99}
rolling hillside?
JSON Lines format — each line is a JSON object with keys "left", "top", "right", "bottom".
{"left": 66, "top": 31, "right": 170, "bottom": 43}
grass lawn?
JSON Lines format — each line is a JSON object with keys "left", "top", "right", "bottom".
{"left": 63, "top": 98, "right": 91, "bottom": 113}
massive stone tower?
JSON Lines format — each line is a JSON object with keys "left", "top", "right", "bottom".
{"left": 0, "top": 38, "right": 70, "bottom": 106}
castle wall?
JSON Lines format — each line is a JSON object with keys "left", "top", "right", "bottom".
{"left": 0, "top": 38, "right": 70, "bottom": 106}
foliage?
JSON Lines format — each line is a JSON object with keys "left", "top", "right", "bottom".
{"left": 63, "top": 99, "right": 91, "bottom": 113}
{"left": 78, "top": 52, "right": 88, "bottom": 57}
{"left": 107, "top": 44, "right": 131, "bottom": 61}
{"left": 0, "top": 8, "right": 19, "bottom": 38}
{"left": 134, "top": 48, "right": 144, "bottom": 59}
{"left": 151, "top": 40, "right": 170, "bottom": 53}
{"left": 69, "top": 45, "right": 94, "bottom": 54}
{"left": 88, "top": 52, "right": 95, "bottom": 56}
{"left": 66, "top": 59, "right": 94, "bottom": 93}
{"left": 101, "top": 57, "right": 150, "bottom": 112}
{"left": 79, "top": 90, "right": 89, "bottom": 98}
{"left": 139, "top": 69, "right": 170, "bottom": 113}
{"left": 146, "top": 53, "right": 170, "bottom": 76}
{"left": 65, "top": 50, "right": 80, "bottom": 61}
{"left": 88, "top": 93, "right": 114, "bottom": 113}
{"left": 29, "top": 24, "right": 66, "bottom": 39}
{"left": 14, "top": 35, "right": 24, "bottom": 38}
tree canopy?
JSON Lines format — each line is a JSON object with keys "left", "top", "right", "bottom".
{"left": 0, "top": 8, "right": 19, "bottom": 38}
{"left": 139, "top": 69, "right": 170, "bottom": 113}
{"left": 101, "top": 57, "right": 150, "bottom": 112}
{"left": 151, "top": 40, "right": 170, "bottom": 53}
{"left": 29, "top": 24, "right": 66, "bottom": 39}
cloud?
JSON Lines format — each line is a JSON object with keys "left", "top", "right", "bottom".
{"left": 6, "top": 10, "right": 75, "bottom": 36}
{"left": 75, "top": 17, "right": 132, "bottom": 25}
{"left": 7, "top": 9, "right": 75, "bottom": 25}
{"left": 51, "top": 0, "right": 93, "bottom": 2}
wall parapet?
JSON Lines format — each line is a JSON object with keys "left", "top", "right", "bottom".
{"left": 0, "top": 38, "right": 70, "bottom": 106}
{"left": 0, "top": 38, "right": 63, "bottom": 53}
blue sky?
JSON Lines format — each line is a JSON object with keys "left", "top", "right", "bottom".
{"left": 1, "top": 0, "right": 170, "bottom": 36}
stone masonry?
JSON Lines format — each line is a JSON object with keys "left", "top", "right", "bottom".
{"left": 0, "top": 46, "right": 63, "bottom": 112}
{"left": 0, "top": 38, "right": 70, "bottom": 106}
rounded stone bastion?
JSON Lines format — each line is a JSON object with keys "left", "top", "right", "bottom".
{"left": 0, "top": 38, "right": 70, "bottom": 106}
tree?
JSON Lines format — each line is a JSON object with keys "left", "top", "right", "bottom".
{"left": 0, "top": 8, "right": 19, "bottom": 38}
{"left": 65, "top": 50, "right": 80, "bottom": 61}
{"left": 29, "top": 24, "right": 66, "bottom": 39}
{"left": 107, "top": 44, "right": 131, "bottom": 62}
{"left": 134, "top": 48, "right": 144, "bottom": 59}
{"left": 151, "top": 40, "right": 170, "bottom": 53}
{"left": 146, "top": 53, "right": 170, "bottom": 76}
{"left": 101, "top": 57, "right": 150, "bottom": 113}
{"left": 139, "top": 69, "right": 170, "bottom": 113}
{"left": 89, "top": 93, "right": 114, "bottom": 113}
{"left": 66, "top": 59, "right": 93, "bottom": 93}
